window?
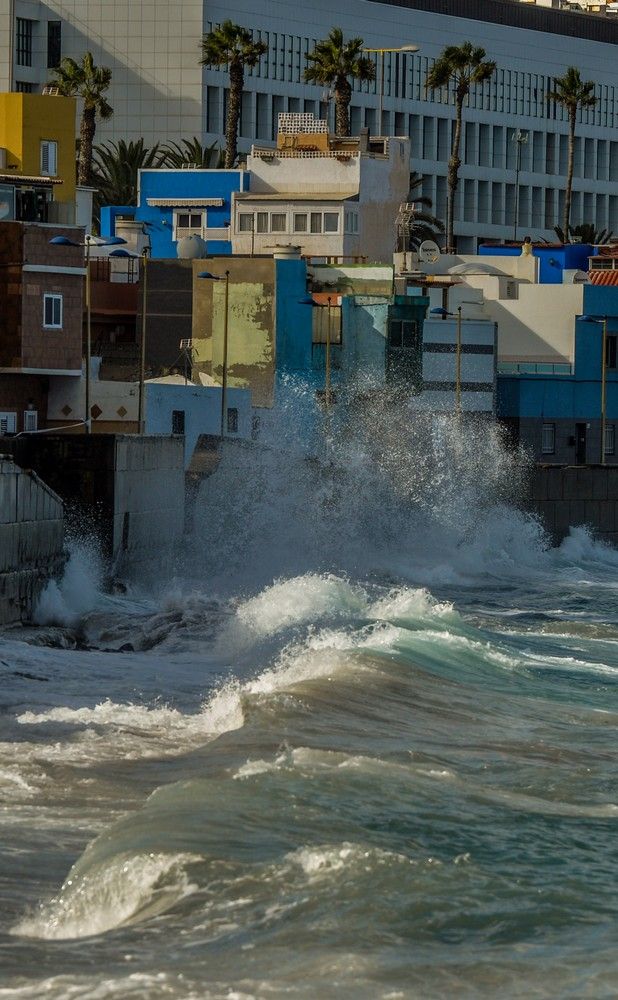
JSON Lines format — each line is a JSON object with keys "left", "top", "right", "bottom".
{"left": 174, "top": 210, "right": 203, "bottom": 239}
{"left": 47, "top": 20, "right": 61, "bottom": 69}
{"left": 310, "top": 212, "right": 322, "bottom": 233}
{"left": 227, "top": 407, "right": 239, "bottom": 433}
{"left": 0, "top": 412, "right": 17, "bottom": 435}
{"left": 605, "top": 424, "right": 615, "bottom": 456}
{"left": 388, "top": 320, "right": 418, "bottom": 349}
{"left": 323, "top": 212, "right": 339, "bottom": 233}
{"left": 23, "top": 410, "right": 38, "bottom": 432}
{"left": 238, "top": 213, "right": 254, "bottom": 232}
{"left": 16, "top": 18, "right": 33, "bottom": 67}
{"left": 293, "top": 213, "right": 308, "bottom": 233}
{"left": 256, "top": 212, "right": 268, "bottom": 233}
{"left": 40, "top": 140, "right": 58, "bottom": 176}
{"left": 43, "top": 293, "right": 62, "bottom": 328}
{"left": 15, "top": 81, "right": 33, "bottom": 93}
{"left": 606, "top": 334, "right": 617, "bottom": 370}
{"left": 344, "top": 211, "right": 358, "bottom": 234}
{"left": 270, "top": 213, "right": 286, "bottom": 233}
{"left": 171, "top": 410, "right": 185, "bottom": 435}
{"left": 541, "top": 423, "right": 555, "bottom": 455}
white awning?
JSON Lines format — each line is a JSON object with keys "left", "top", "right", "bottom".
{"left": 146, "top": 197, "right": 224, "bottom": 207}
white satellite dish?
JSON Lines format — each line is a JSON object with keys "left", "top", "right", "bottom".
{"left": 419, "top": 240, "right": 441, "bottom": 263}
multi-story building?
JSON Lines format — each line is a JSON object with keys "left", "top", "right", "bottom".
{"left": 0, "top": 220, "right": 84, "bottom": 433}
{"left": 3, "top": 1, "right": 618, "bottom": 248}
{"left": 232, "top": 115, "right": 410, "bottom": 263}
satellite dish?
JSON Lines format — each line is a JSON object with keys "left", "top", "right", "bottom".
{"left": 419, "top": 240, "right": 441, "bottom": 263}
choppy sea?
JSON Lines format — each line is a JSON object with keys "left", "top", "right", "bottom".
{"left": 1, "top": 414, "right": 617, "bottom": 999}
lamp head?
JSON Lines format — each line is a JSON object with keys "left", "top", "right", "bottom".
{"left": 430, "top": 306, "right": 451, "bottom": 316}
{"left": 49, "top": 235, "right": 78, "bottom": 247}
{"left": 109, "top": 248, "right": 136, "bottom": 258}
{"left": 197, "top": 270, "right": 221, "bottom": 280}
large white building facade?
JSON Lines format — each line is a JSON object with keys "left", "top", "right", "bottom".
{"left": 2, "top": 0, "right": 618, "bottom": 249}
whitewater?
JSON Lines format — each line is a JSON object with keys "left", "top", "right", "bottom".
{"left": 1, "top": 409, "right": 618, "bottom": 999}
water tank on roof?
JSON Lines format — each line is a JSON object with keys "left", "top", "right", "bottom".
{"left": 177, "top": 234, "right": 207, "bottom": 259}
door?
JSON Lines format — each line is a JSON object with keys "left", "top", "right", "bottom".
{"left": 575, "top": 422, "right": 587, "bottom": 464}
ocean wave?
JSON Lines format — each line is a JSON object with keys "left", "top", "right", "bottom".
{"left": 13, "top": 850, "right": 201, "bottom": 940}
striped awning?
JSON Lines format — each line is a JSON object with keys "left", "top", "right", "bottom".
{"left": 589, "top": 270, "right": 618, "bottom": 285}
{"left": 146, "top": 197, "right": 223, "bottom": 207}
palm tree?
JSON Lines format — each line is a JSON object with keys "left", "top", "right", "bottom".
{"left": 160, "top": 137, "right": 224, "bottom": 169}
{"left": 547, "top": 67, "right": 597, "bottom": 239}
{"left": 200, "top": 21, "right": 267, "bottom": 169}
{"left": 304, "top": 27, "right": 375, "bottom": 137}
{"left": 426, "top": 43, "right": 496, "bottom": 253}
{"left": 404, "top": 172, "right": 445, "bottom": 249}
{"left": 91, "top": 139, "right": 165, "bottom": 221}
{"left": 553, "top": 223, "right": 613, "bottom": 245}
{"left": 50, "top": 52, "right": 113, "bottom": 186}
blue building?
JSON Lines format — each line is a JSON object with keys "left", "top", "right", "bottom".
{"left": 479, "top": 242, "right": 593, "bottom": 284}
{"left": 100, "top": 169, "right": 250, "bottom": 258}
{"left": 498, "top": 284, "right": 618, "bottom": 464}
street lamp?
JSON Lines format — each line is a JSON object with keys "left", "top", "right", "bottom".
{"left": 299, "top": 294, "right": 335, "bottom": 410}
{"left": 49, "top": 234, "right": 126, "bottom": 433}
{"left": 512, "top": 129, "right": 529, "bottom": 242}
{"left": 363, "top": 44, "right": 420, "bottom": 134}
{"left": 109, "top": 247, "right": 150, "bottom": 434}
{"left": 198, "top": 270, "right": 231, "bottom": 437}
{"left": 430, "top": 300, "right": 479, "bottom": 414}
{"left": 581, "top": 313, "right": 609, "bottom": 464}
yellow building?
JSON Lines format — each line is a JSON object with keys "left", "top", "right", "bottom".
{"left": 0, "top": 92, "right": 78, "bottom": 222}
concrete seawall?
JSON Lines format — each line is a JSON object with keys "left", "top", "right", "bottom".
{"left": 1, "top": 435, "right": 185, "bottom": 583}
{"left": 530, "top": 464, "right": 618, "bottom": 546}
{"left": 0, "top": 456, "right": 64, "bottom": 626}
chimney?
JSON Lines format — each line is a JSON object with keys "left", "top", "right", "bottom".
{"left": 359, "top": 127, "right": 369, "bottom": 153}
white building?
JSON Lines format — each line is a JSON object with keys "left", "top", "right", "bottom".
{"left": 232, "top": 114, "right": 410, "bottom": 262}
{"left": 3, "top": 0, "right": 618, "bottom": 248}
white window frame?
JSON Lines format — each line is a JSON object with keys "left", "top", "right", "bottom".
{"left": 293, "top": 213, "right": 308, "bottom": 233}
{"left": 40, "top": 139, "right": 58, "bottom": 176}
{"left": 270, "top": 211, "right": 287, "bottom": 233}
{"left": 0, "top": 412, "right": 17, "bottom": 434}
{"left": 43, "top": 293, "right": 62, "bottom": 329}
{"left": 238, "top": 212, "right": 254, "bottom": 232}
{"left": 323, "top": 211, "right": 340, "bottom": 233}
{"left": 173, "top": 208, "right": 204, "bottom": 241}
{"left": 541, "top": 422, "right": 555, "bottom": 455}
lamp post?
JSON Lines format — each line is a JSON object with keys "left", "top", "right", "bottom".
{"left": 363, "top": 44, "right": 419, "bottom": 134}
{"left": 431, "top": 301, "right": 479, "bottom": 414}
{"left": 581, "top": 313, "right": 609, "bottom": 464}
{"left": 108, "top": 247, "right": 148, "bottom": 434}
{"left": 198, "top": 269, "right": 231, "bottom": 437}
{"left": 512, "top": 129, "right": 529, "bottom": 243}
{"left": 49, "top": 234, "right": 126, "bottom": 433}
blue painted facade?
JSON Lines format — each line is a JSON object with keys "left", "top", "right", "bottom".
{"left": 100, "top": 169, "right": 250, "bottom": 258}
{"left": 479, "top": 243, "right": 593, "bottom": 283}
{"left": 497, "top": 284, "right": 618, "bottom": 462}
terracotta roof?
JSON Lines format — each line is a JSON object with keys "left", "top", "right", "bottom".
{"left": 0, "top": 173, "right": 62, "bottom": 185}
{"left": 589, "top": 270, "right": 618, "bottom": 285}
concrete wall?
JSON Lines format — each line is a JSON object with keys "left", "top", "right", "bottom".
{"left": 2, "top": 434, "right": 184, "bottom": 582}
{"left": 0, "top": 456, "right": 64, "bottom": 625}
{"left": 112, "top": 436, "right": 185, "bottom": 579}
{"left": 421, "top": 317, "right": 497, "bottom": 413}
{"left": 488, "top": 285, "right": 584, "bottom": 364}
{"left": 530, "top": 464, "right": 618, "bottom": 544}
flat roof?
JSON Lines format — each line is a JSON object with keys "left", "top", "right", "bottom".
{"left": 370, "top": 0, "right": 618, "bottom": 43}
{"left": 236, "top": 192, "right": 359, "bottom": 202}
{"left": 0, "top": 173, "right": 62, "bottom": 186}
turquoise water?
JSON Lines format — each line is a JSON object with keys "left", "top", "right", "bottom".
{"left": 1, "top": 421, "right": 618, "bottom": 998}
